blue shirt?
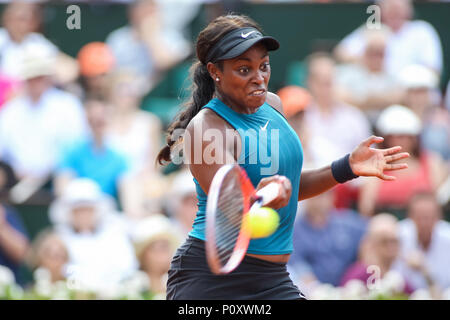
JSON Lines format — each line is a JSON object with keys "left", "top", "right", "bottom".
{"left": 0, "top": 205, "right": 28, "bottom": 284}
{"left": 59, "top": 139, "right": 128, "bottom": 198}
{"left": 189, "top": 98, "right": 303, "bottom": 255}
{"left": 289, "top": 210, "right": 367, "bottom": 286}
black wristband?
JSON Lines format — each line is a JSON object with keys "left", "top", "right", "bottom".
{"left": 331, "top": 154, "right": 359, "bottom": 184}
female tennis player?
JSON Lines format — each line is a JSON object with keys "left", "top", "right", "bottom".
{"left": 156, "top": 14, "right": 409, "bottom": 300}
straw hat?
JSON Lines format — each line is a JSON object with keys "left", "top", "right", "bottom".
{"left": 20, "top": 43, "right": 56, "bottom": 80}
{"left": 132, "top": 214, "right": 181, "bottom": 260}
{"left": 376, "top": 104, "right": 422, "bottom": 136}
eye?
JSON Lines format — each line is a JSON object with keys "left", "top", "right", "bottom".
{"left": 261, "top": 62, "right": 270, "bottom": 71}
{"left": 238, "top": 66, "right": 249, "bottom": 75}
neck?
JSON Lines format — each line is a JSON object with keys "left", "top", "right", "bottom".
{"left": 314, "top": 98, "right": 334, "bottom": 111}
{"left": 216, "top": 93, "right": 258, "bottom": 115}
{"left": 419, "top": 234, "right": 432, "bottom": 251}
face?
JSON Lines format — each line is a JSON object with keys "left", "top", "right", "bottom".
{"left": 305, "top": 190, "right": 333, "bottom": 220}
{"left": 4, "top": 3, "right": 39, "bottom": 41}
{"left": 26, "top": 76, "right": 51, "bottom": 100}
{"left": 381, "top": 0, "right": 411, "bottom": 31}
{"left": 405, "top": 88, "right": 432, "bottom": 113}
{"left": 109, "top": 79, "right": 141, "bottom": 110}
{"left": 141, "top": 239, "right": 173, "bottom": 275}
{"left": 385, "top": 134, "right": 417, "bottom": 154}
{"left": 85, "top": 101, "right": 110, "bottom": 135}
{"left": 372, "top": 230, "right": 400, "bottom": 263}
{"left": 210, "top": 43, "right": 270, "bottom": 113}
{"left": 38, "top": 235, "right": 68, "bottom": 276}
{"left": 409, "top": 197, "right": 440, "bottom": 245}
{"left": 71, "top": 206, "right": 97, "bottom": 233}
{"left": 307, "top": 58, "right": 335, "bottom": 105}
{"left": 364, "top": 43, "right": 386, "bottom": 72}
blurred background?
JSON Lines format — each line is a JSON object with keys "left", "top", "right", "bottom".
{"left": 0, "top": 0, "right": 449, "bottom": 300}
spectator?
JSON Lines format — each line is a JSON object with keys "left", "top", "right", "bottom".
{"left": 0, "top": 161, "right": 30, "bottom": 285}
{"left": 340, "top": 213, "right": 415, "bottom": 295}
{"left": 398, "top": 192, "right": 450, "bottom": 294}
{"left": 304, "top": 52, "right": 372, "bottom": 167}
{"left": 49, "top": 178, "right": 138, "bottom": 292}
{"left": 77, "top": 42, "right": 116, "bottom": 100}
{"left": 276, "top": 85, "right": 311, "bottom": 158}
{"left": 335, "top": 0, "right": 443, "bottom": 77}
{"left": 28, "top": 229, "right": 69, "bottom": 284}
{"left": 398, "top": 64, "right": 450, "bottom": 161}
{"left": 358, "top": 105, "right": 448, "bottom": 217}
{"left": 0, "top": 48, "right": 88, "bottom": 203}
{"left": 165, "top": 168, "right": 198, "bottom": 240}
{"left": 105, "top": 0, "right": 191, "bottom": 91}
{"left": 288, "top": 190, "right": 367, "bottom": 295}
{"left": 0, "top": 1, "right": 78, "bottom": 85}
{"left": 106, "top": 70, "right": 162, "bottom": 174}
{"left": 336, "top": 28, "right": 402, "bottom": 122}
{"left": 104, "top": 70, "right": 163, "bottom": 218}
{"left": 54, "top": 96, "right": 129, "bottom": 202}
{"left": 131, "top": 214, "right": 181, "bottom": 299}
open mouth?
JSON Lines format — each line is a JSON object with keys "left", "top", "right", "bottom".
{"left": 249, "top": 89, "right": 266, "bottom": 96}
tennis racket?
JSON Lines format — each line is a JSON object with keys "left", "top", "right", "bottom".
{"left": 205, "top": 164, "right": 281, "bottom": 275}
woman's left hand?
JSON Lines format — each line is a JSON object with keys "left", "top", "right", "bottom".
{"left": 349, "top": 135, "right": 410, "bottom": 181}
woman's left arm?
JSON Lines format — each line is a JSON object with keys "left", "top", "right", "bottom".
{"left": 298, "top": 136, "right": 410, "bottom": 201}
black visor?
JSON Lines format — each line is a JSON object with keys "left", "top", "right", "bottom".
{"left": 205, "top": 27, "right": 280, "bottom": 64}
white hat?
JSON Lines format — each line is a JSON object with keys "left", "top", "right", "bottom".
{"left": 376, "top": 104, "right": 422, "bottom": 136}
{"left": 131, "top": 214, "right": 181, "bottom": 259}
{"left": 398, "top": 64, "right": 439, "bottom": 89}
{"left": 20, "top": 43, "right": 57, "bottom": 80}
{"left": 170, "top": 169, "right": 196, "bottom": 197}
{"left": 49, "top": 178, "right": 116, "bottom": 226}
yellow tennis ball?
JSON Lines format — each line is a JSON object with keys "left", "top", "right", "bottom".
{"left": 243, "top": 207, "right": 279, "bottom": 239}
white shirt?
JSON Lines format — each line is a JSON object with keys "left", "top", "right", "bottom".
{"left": 58, "top": 213, "right": 138, "bottom": 292}
{"left": 106, "top": 111, "right": 161, "bottom": 173}
{"left": 0, "top": 29, "right": 59, "bottom": 80}
{"left": 0, "top": 87, "right": 88, "bottom": 178}
{"left": 398, "top": 218, "right": 450, "bottom": 290}
{"left": 303, "top": 102, "right": 372, "bottom": 167}
{"left": 338, "top": 20, "right": 443, "bottom": 76}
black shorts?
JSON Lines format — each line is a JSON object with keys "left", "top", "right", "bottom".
{"left": 166, "top": 236, "right": 306, "bottom": 300}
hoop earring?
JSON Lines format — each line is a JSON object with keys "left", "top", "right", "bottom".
{"left": 215, "top": 77, "right": 220, "bottom": 82}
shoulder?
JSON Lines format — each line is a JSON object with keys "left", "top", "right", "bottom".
{"left": 408, "top": 20, "right": 439, "bottom": 34}
{"left": 106, "top": 26, "right": 131, "bottom": 45}
{"left": 265, "top": 92, "right": 284, "bottom": 115}
{"left": 186, "top": 106, "right": 229, "bottom": 134}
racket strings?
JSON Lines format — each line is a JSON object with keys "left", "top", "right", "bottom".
{"left": 214, "top": 173, "right": 246, "bottom": 267}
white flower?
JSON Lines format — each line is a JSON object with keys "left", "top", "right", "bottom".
{"left": 51, "top": 281, "right": 71, "bottom": 300}
{"left": 341, "top": 279, "right": 368, "bottom": 300}
{"left": 441, "top": 288, "right": 450, "bottom": 300}
{"left": 33, "top": 267, "right": 52, "bottom": 284}
{"left": 309, "top": 284, "right": 341, "bottom": 300}
{"left": 0, "top": 266, "right": 15, "bottom": 286}
{"left": 410, "top": 289, "right": 433, "bottom": 300}
{"left": 379, "top": 270, "right": 405, "bottom": 294}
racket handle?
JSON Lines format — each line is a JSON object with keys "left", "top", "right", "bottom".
{"left": 255, "top": 182, "right": 281, "bottom": 206}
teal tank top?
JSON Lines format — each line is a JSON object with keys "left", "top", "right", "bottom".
{"left": 189, "top": 98, "right": 303, "bottom": 255}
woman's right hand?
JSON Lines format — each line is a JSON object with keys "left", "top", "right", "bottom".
{"left": 255, "top": 175, "right": 292, "bottom": 210}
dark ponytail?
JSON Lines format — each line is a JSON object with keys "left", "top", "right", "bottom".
{"left": 156, "top": 14, "right": 263, "bottom": 165}
{"left": 156, "top": 61, "right": 215, "bottom": 164}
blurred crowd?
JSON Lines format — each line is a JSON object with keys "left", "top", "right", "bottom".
{"left": 0, "top": 0, "right": 449, "bottom": 300}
